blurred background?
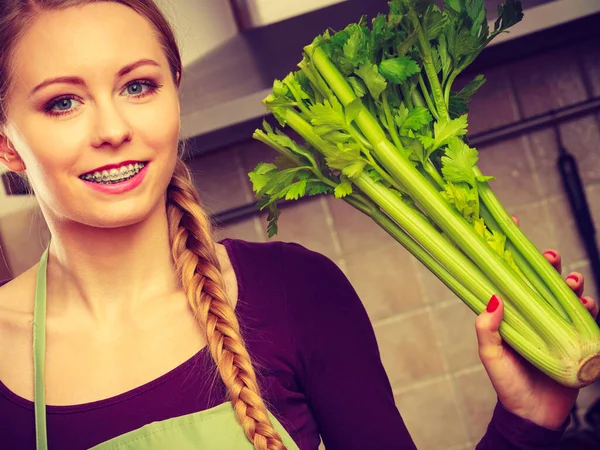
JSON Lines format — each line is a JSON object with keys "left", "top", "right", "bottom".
{"left": 1, "top": 1, "right": 600, "bottom": 448}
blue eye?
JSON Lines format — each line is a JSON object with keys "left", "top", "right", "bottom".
{"left": 45, "top": 95, "right": 82, "bottom": 116}
{"left": 122, "top": 79, "right": 161, "bottom": 98}
{"left": 126, "top": 82, "right": 146, "bottom": 95}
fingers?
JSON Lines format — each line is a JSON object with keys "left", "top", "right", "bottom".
{"left": 565, "top": 272, "right": 584, "bottom": 297}
{"left": 476, "top": 295, "right": 505, "bottom": 363}
{"left": 543, "top": 250, "right": 562, "bottom": 274}
{"left": 580, "top": 296, "right": 599, "bottom": 320}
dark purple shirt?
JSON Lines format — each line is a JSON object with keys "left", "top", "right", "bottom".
{"left": 0, "top": 239, "right": 567, "bottom": 449}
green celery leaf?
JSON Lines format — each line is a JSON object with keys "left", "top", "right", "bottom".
{"left": 458, "top": 74, "right": 486, "bottom": 102}
{"left": 355, "top": 63, "right": 387, "bottom": 100}
{"left": 322, "top": 130, "right": 352, "bottom": 144}
{"left": 444, "top": 0, "right": 463, "bottom": 13}
{"left": 266, "top": 203, "right": 281, "bottom": 238}
{"left": 249, "top": 162, "right": 278, "bottom": 193}
{"left": 442, "top": 182, "right": 478, "bottom": 222}
{"left": 476, "top": 174, "right": 495, "bottom": 183}
{"left": 493, "top": 0, "right": 524, "bottom": 38}
{"left": 430, "top": 46, "right": 442, "bottom": 75}
{"left": 309, "top": 99, "right": 346, "bottom": 134}
{"left": 423, "top": 5, "right": 446, "bottom": 41}
{"left": 467, "top": 0, "right": 487, "bottom": 37}
{"left": 433, "top": 114, "right": 468, "bottom": 149}
{"left": 347, "top": 76, "right": 367, "bottom": 98}
{"left": 395, "top": 28, "right": 419, "bottom": 58}
{"left": 365, "top": 166, "right": 384, "bottom": 183}
{"left": 473, "top": 217, "right": 487, "bottom": 237}
{"left": 402, "top": 106, "right": 433, "bottom": 132}
{"left": 307, "top": 181, "right": 334, "bottom": 196}
{"left": 448, "top": 92, "right": 469, "bottom": 118}
{"left": 334, "top": 177, "right": 353, "bottom": 198}
{"left": 394, "top": 103, "right": 410, "bottom": 132}
{"left": 345, "top": 98, "right": 363, "bottom": 124}
{"left": 260, "top": 167, "right": 308, "bottom": 197}
{"left": 440, "top": 138, "right": 478, "bottom": 186}
{"left": 285, "top": 179, "right": 308, "bottom": 200}
{"left": 343, "top": 26, "right": 369, "bottom": 67}
{"left": 400, "top": 136, "right": 427, "bottom": 164}
{"left": 487, "top": 229, "right": 507, "bottom": 256}
{"left": 342, "top": 161, "right": 367, "bottom": 178}
{"left": 379, "top": 57, "right": 420, "bottom": 84}
{"left": 273, "top": 79, "right": 290, "bottom": 98}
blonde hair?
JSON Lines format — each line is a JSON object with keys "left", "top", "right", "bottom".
{"left": 0, "top": 1, "right": 286, "bottom": 448}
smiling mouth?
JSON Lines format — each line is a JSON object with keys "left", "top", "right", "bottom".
{"left": 79, "top": 162, "right": 148, "bottom": 184}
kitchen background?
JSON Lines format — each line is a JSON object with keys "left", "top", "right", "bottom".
{"left": 1, "top": 1, "right": 600, "bottom": 449}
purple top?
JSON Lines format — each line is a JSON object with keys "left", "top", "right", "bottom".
{"left": 0, "top": 239, "right": 567, "bottom": 449}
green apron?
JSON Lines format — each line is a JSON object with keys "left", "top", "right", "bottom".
{"left": 33, "top": 247, "right": 300, "bottom": 450}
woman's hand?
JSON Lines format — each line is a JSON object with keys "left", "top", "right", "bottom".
{"left": 475, "top": 249, "right": 599, "bottom": 430}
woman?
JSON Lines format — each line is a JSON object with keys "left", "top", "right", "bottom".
{"left": 0, "top": 1, "right": 596, "bottom": 449}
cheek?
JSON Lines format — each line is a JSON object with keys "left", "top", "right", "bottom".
{"left": 131, "top": 90, "right": 180, "bottom": 158}
{"left": 14, "top": 117, "right": 85, "bottom": 190}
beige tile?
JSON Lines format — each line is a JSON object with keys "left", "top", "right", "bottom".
{"left": 576, "top": 380, "right": 600, "bottom": 413}
{"left": 375, "top": 311, "right": 445, "bottom": 389}
{"left": 188, "top": 147, "right": 251, "bottom": 215}
{"left": 394, "top": 378, "right": 469, "bottom": 450}
{"left": 478, "top": 136, "right": 542, "bottom": 210}
{"left": 559, "top": 117, "right": 600, "bottom": 187}
{"left": 587, "top": 184, "right": 600, "bottom": 233}
{"left": 574, "top": 38, "right": 600, "bottom": 98}
{"left": 510, "top": 201, "right": 555, "bottom": 254}
{"left": 548, "top": 196, "right": 587, "bottom": 265}
{"left": 345, "top": 244, "right": 425, "bottom": 321}
{"left": 238, "top": 139, "right": 280, "bottom": 190}
{"left": 263, "top": 197, "right": 339, "bottom": 262}
{"left": 433, "top": 300, "right": 482, "bottom": 372}
{"left": 509, "top": 46, "right": 587, "bottom": 118}
{"left": 327, "top": 197, "right": 397, "bottom": 257}
{"left": 462, "top": 66, "right": 519, "bottom": 135}
{"left": 416, "top": 260, "right": 460, "bottom": 305}
{"left": 528, "top": 118, "right": 600, "bottom": 199}
{"left": 213, "top": 217, "right": 265, "bottom": 243}
{"left": 454, "top": 367, "right": 497, "bottom": 443}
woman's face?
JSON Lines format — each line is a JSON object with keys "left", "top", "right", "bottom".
{"left": 1, "top": 2, "right": 181, "bottom": 228}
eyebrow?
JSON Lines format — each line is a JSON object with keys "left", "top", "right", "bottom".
{"left": 29, "top": 58, "right": 161, "bottom": 97}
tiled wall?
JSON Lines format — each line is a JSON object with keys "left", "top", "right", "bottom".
{"left": 192, "top": 37, "right": 600, "bottom": 449}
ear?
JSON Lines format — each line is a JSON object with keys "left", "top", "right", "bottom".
{"left": 0, "top": 133, "right": 26, "bottom": 172}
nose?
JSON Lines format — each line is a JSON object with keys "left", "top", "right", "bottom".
{"left": 90, "top": 99, "right": 132, "bottom": 149}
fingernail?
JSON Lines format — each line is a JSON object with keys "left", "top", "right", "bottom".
{"left": 567, "top": 275, "right": 579, "bottom": 283}
{"left": 581, "top": 297, "right": 588, "bottom": 305}
{"left": 544, "top": 251, "right": 557, "bottom": 259}
{"left": 487, "top": 295, "right": 500, "bottom": 313}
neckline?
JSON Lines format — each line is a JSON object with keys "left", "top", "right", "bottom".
{"left": 0, "top": 238, "right": 245, "bottom": 413}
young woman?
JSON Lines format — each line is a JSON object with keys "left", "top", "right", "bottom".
{"left": 0, "top": 1, "right": 596, "bottom": 449}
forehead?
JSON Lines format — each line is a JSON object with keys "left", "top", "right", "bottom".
{"left": 12, "top": 2, "right": 167, "bottom": 88}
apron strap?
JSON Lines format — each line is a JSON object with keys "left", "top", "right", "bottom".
{"left": 33, "top": 247, "right": 50, "bottom": 450}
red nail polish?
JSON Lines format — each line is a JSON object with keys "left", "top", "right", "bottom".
{"left": 567, "top": 275, "right": 579, "bottom": 283}
{"left": 581, "top": 297, "right": 588, "bottom": 305}
{"left": 487, "top": 295, "right": 500, "bottom": 313}
{"left": 544, "top": 251, "right": 557, "bottom": 259}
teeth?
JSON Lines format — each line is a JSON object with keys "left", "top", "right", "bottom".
{"left": 81, "top": 162, "right": 145, "bottom": 184}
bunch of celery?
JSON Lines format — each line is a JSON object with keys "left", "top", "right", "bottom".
{"left": 248, "top": 0, "right": 600, "bottom": 387}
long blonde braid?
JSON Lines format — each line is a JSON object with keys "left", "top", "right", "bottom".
{"left": 166, "top": 159, "right": 287, "bottom": 450}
